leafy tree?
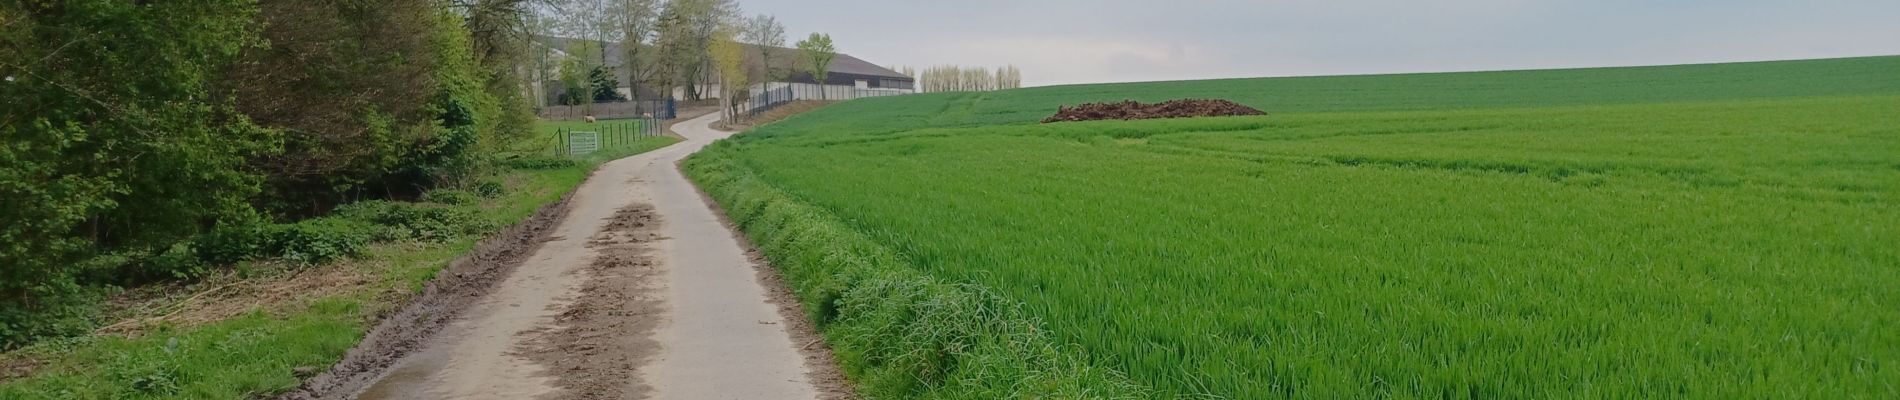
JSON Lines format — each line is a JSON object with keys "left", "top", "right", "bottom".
{"left": 797, "top": 32, "right": 837, "bottom": 99}
{"left": 230, "top": 0, "right": 502, "bottom": 215}
{"left": 551, "top": 0, "right": 615, "bottom": 68}
{"left": 558, "top": 40, "right": 603, "bottom": 110}
{"left": 742, "top": 14, "right": 787, "bottom": 81}
{"left": 0, "top": 0, "right": 276, "bottom": 346}
{"left": 615, "top": 0, "right": 661, "bottom": 101}
{"left": 710, "top": 27, "right": 748, "bottom": 123}
{"left": 653, "top": 0, "right": 739, "bottom": 100}
{"left": 453, "top": 0, "right": 540, "bottom": 144}
{"left": 0, "top": 0, "right": 531, "bottom": 350}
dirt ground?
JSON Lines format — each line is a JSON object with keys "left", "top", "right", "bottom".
{"left": 518, "top": 204, "right": 666, "bottom": 399}
{"left": 324, "top": 111, "right": 845, "bottom": 400}
{"left": 1042, "top": 99, "right": 1266, "bottom": 123}
{"left": 279, "top": 191, "right": 575, "bottom": 400}
{"left": 713, "top": 101, "right": 837, "bottom": 131}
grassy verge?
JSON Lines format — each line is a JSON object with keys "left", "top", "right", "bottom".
{"left": 683, "top": 142, "right": 1148, "bottom": 399}
{"left": 0, "top": 128, "right": 679, "bottom": 399}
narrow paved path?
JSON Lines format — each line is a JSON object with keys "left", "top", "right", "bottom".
{"left": 354, "top": 113, "right": 820, "bottom": 400}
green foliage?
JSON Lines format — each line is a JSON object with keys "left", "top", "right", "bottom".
{"left": 558, "top": 41, "right": 602, "bottom": 107}
{"left": 685, "top": 147, "right": 1149, "bottom": 399}
{"left": 331, "top": 201, "right": 495, "bottom": 242}
{"left": 499, "top": 155, "right": 580, "bottom": 170}
{"left": 141, "top": 243, "right": 208, "bottom": 282}
{"left": 0, "top": 302, "right": 362, "bottom": 399}
{"left": 234, "top": 0, "right": 504, "bottom": 215}
{"left": 0, "top": 122, "right": 678, "bottom": 397}
{"left": 556, "top": 66, "right": 627, "bottom": 105}
{"left": 796, "top": 32, "right": 836, "bottom": 92}
{"left": 193, "top": 220, "right": 270, "bottom": 268}
{"left": 590, "top": 67, "right": 629, "bottom": 103}
{"left": 422, "top": 189, "right": 478, "bottom": 205}
{"left": 0, "top": 0, "right": 275, "bottom": 348}
{"left": 192, "top": 198, "right": 496, "bottom": 271}
{"left": 267, "top": 218, "right": 375, "bottom": 266}
{"left": 472, "top": 181, "right": 506, "bottom": 199}
{"left": 691, "top": 57, "right": 1900, "bottom": 398}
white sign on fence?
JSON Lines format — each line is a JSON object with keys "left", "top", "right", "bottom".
{"left": 568, "top": 131, "right": 600, "bottom": 156}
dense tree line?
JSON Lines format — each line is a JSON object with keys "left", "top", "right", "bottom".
{"left": 904, "top": 65, "right": 1024, "bottom": 93}
{"left": 536, "top": 0, "right": 739, "bottom": 106}
{"left": 0, "top": 0, "right": 843, "bottom": 347}
{"left": 542, "top": 0, "right": 837, "bottom": 126}
{"left": 0, "top": 0, "right": 537, "bottom": 347}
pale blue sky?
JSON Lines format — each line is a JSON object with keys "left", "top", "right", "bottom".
{"left": 737, "top": 0, "right": 1900, "bottom": 86}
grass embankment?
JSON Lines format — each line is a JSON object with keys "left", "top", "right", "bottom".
{"left": 0, "top": 123, "right": 678, "bottom": 399}
{"left": 687, "top": 147, "right": 1149, "bottom": 399}
{"left": 686, "top": 56, "right": 1900, "bottom": 398}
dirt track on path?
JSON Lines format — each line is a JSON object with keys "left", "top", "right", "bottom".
{"left": 302, "top": 112, "right": 845, "bottom": 400}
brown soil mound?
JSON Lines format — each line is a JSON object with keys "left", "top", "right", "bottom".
{"left": 1042, "top": 99, "right": 1266, "bottom": 123}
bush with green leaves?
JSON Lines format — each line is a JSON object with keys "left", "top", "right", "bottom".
{"left": 193, "top": 220, "right": 270, "bottom": 267}
{"left": 332, "top": 201, "right": 494, "bottom": 242}
{"left": 266, "top": 218, "right": 376, "bottom": 266}
{"left": 422, "top": 189, "right": 478, "bottom": 205}
{"left": 498, "top": 155, "right": 579, "bottom": 170}
{"left": 0, "top": 0, "right": 535, "bottom": 350}
{"left": 234, "top": 0, "right": 504, "bottom": 217}
{"left": 473, "top": 181, "right": 506, "bottom": 199}
{"left": 0, "top": 0, "right": 273, "bottom": 348}
{"left": 140, "top": 243, "right": 209, "bottom": 282}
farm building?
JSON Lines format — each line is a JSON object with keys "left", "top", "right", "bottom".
{"left": 529, "top": 36, "right": 914, "bottom": 109}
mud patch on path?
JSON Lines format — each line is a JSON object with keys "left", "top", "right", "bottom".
{"left": 277, "top": 193, "right": 574, "bottom": 400}
{"left": 519, "top": 204, "right": 665, "bottom": 399}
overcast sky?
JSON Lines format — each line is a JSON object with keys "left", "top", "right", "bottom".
{"left": 735, "top": 0, "right": 1900, "bottom": 87}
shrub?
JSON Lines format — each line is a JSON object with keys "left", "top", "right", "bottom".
{"left": 472, "top": 181, "right": 506, "bottom": 198}
{"left": 141, "top": 243, "right": 208, "bottom": 281}
{"left": 0, "top": 0, "right": 270, "bottom": 348}
{"left": 194, "top": 222, "right": 270, "bottom": 267}
{"left": 236, "top": 0, "right": 505, "bottom": 217}
{"left": 422, "top": 189, "right": 477, "bottom": 205}
{"left": 332, "top": 201, "right": 493, "bottom": 242}
{"left": 267, "top": 218, "right": 375, "bottom": 266}
{"left": 0, "top": 277, "right": 103, "bottom": 350}
{"left": 498, "top": 155, "right": 577, "bottom": 170}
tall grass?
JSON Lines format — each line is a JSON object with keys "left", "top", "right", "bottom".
{"left": 686, "top": 147, "right": 1149, "bottom": 399}
{"left": 687, "top": 56, "right": 1900, "bottom": 398}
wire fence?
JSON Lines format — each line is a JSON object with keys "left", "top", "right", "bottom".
{"left": 735, "top": 83, "right": 913, "bottom": 116}
{"left": 540, "top": 99, "right": 676, "bottom": 121}
{"left": 551, "top": 116, "right": 664, "bottom": 157}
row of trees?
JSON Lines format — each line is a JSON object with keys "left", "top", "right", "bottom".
{"left": 0, "top": 0, "right": 542, "bottom": 346}
{"left": 901, "top": 65, "right": 1025, "bottom": 93}
{"left": 530, "top": 1, "right": 835, "bottom": 113}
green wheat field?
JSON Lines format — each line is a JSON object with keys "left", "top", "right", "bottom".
{"left": 686, "top": 56, "right": 1900, "bottom": 399}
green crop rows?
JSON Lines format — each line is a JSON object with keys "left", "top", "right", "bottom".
{"left": 686, "top": 56, "right": 1900, "bottom": 398}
